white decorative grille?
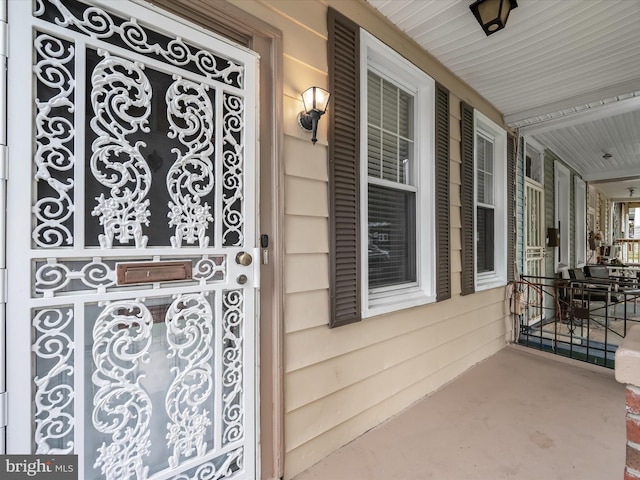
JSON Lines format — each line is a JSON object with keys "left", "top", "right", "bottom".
{"left": 222, "top": 290, "right": 244, "bottom": 445}
{"left": 165, "top": 293, "right": 214, "bottom": 468}
{"left": 33, "top": 307, "right": 75, "bottom": 454}
{"left": 192, "top": 257, "right": 226, "bottom": 284}
{"left": 35, "top": 259, "right": 116, "bottom": 296}
{"left": 33, "top": 256, "right": 226, "bottom": 297}
{"left": 35, "top": 0, "right": 244, "bottom": 88}
{"left": 89, "top": 52, "right": 152, "bottom": 248}
{"left": 222, "top": 94, "right": 244, "bottom": 247}
{"left": 33, "top": 33, "right": 75, "bottom": 248}
{"left": 91, "top": 301, "right": 153, "bottom": 480}
{"left": 170, "top": 448, "right": 243, "bottom": 480}
{"left": 166, "top": 78, "right": 215, "bottom": 248}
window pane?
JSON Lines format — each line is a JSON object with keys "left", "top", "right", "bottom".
{"left": 382, "top": 79, "right": 398, "bottom": 134}
{"left": 526, "top": 147, "right": 542, "bottom": 183}
{"left": 477, "top": 170, "right": 485, "bottom": 204}
{"left": 477, "top": 171, "right": 493, "bottom": 204}
{"left": 399, "top": 138, "right": 412, "bottom": 184}
{"left": 382, "top": 131, "right": 398, "bottom": 182}
{"left": 485, "top": 171, "right": 493, "bottom": 204}
{"left": 477, "top": 206, "right": 495, "bottom": 273}
{"left": 476, "top": 135, "right": 486, "bottom": 172}
{"left": 367, "top": 70, "right": 414, "bottom": 186}
{"left": 368, "top": 184, "right": 416, "bottom": 288}
{"left": 368, "top": 72, "right": 381, "bottom": 128}
{"left": 368, "top": 125, "right": 382, "bottom": 177}
{"left": 476, "top": 135, "right": 494, "bottom": 205}
{"left": 398, "top": 90, "right": 413, "bottom": 138}
{"left": 484, "top": 140, "right": 493, "bottom": 174}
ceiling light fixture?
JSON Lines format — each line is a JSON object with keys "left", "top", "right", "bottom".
{"left": 469, "top": 0, "right": 518, "bottom": 36}
{"left": 603, "top": 153, "right": 613, "bottom": 159}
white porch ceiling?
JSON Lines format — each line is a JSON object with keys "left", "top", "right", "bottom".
{"left": 366, "top": 0, "right": 640, "bottom": 200}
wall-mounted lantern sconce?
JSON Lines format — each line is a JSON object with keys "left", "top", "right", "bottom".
{"left": 469, "top": 0, "right": 518, "bottom": 36}
{"left": 297, "top": 86, "right": 331, "bottom": 145}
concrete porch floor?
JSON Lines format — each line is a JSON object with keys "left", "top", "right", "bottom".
{"left": 293, "top": 346, "right": 626, "bottom": 480}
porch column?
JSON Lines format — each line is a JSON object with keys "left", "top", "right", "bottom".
{"left": 615, "top": 325, "right": 640, "bottom": 480}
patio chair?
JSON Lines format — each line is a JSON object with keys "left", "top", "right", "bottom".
{"left": 562, "top": 268, "right": 623, "bottom": 326}
{"left": 582, "top": 265, "right": 640, "bottom": 304}
{"left": 569, "top": 267, "right": 625, "bottom": 303}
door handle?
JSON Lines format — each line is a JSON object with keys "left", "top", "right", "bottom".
{"left": 235, "top": 251, "right": 253, "bottom": 266}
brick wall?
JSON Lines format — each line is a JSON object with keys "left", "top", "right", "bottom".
{"left": 615, "top": 326, "right": 640, "bottom": 480}
{"left": 625, "top": 387, "right": 640, "bottom": 479}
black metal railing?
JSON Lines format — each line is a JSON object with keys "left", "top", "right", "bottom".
{"left": 515, "top": 275, "right": 640, "bottom": 368}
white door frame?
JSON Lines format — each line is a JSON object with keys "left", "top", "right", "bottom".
{"left": 555, "top": 161, "right": 571, "bottom": 272}
{"left": 574, "top": 177, "right": 587, "bottom": 268}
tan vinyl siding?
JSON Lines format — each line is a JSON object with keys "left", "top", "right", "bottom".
{"left": 284, "top": 135, "right": 328, "bottom": 180}
{"left": 286, "top": 216, "right": 329, "bottom": 254}
{"left": 285, "top": 290, "right": 331, "bottom": 333}
{"left": 227, "top": 1, "right": 511, "bottom": 478}
{"left": 284, "top": 176, "right": 328, "bottom": 217}
{"left": 286, "top": 325, "right": 505, "bottom": 474}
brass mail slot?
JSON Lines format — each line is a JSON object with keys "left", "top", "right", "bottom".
{"left": 116, "top": 260, "right": 193, "bottom": 285}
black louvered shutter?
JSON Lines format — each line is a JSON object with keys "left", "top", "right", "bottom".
{"left": 460, "top": 102, "right": 475, "bottom": 295}
{"left": 328, "top": 8, "right": 361, "bottom": 327}
{"left": 435, "top": 83, "right": 451, "bottom": 301}
{"left": 507, "top": 133, "right": 516, "bottom": 282}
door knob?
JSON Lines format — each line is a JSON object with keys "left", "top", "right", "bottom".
{"left": 235, "top": 251, "right": 253, "bottom": 266}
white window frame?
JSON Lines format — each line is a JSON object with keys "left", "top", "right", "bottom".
{"left": 359, "top": 31, "right": 435, "bottom": 317}
{"left": 574, "top": 177, "right": 587, "bottom": 268}
{"left": 474, "top": 111, "right": 507, "bottom": 291}
{"left": 554, "top": 161, "right": 571, "bottom": 272}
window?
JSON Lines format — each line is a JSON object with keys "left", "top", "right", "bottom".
{"left": 327, "top": 8, "right": 450, "bottom": 327}
{"left": 476, "top": 132, "right": 495, "bottom": 273}
{"left": 367, "top": 72, "right": 416, "bottom": 288}
{"left": 360, "top": 31, "right": 435, "bottom": 316}
{"left": 525, "top": 140, "right": 543, "bottom": 184}
{"left": 474, "top": 111, "right": 507, "bottom": 290}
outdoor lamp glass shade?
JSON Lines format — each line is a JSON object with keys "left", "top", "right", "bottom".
{"left": 298, "top": 86, "right": 331, "bottom": 144}
{"left": 469, "top": 0, "right": 518, "bottom": 36}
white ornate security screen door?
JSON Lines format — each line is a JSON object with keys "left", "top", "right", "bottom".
{"left": 6, "top": 1, "right": 259, "bottom": 479}
{"left": 524, "top": 180, "right": 545, "bottom": 324}
{"left": 524, "top": 180, "right": 545, "bottom": 278}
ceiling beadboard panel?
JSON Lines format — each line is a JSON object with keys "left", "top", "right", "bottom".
{"left": 535, "top": 110, "right": 640, "bottom": 180}
{"left": 367, "top": 0, "right": 640, "bottom": 199}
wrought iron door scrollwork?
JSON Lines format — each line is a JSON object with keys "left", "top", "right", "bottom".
{"left": 165, "top": 293, "right": 214, "bottom": 468}
{"left": 90, "top": 52, "right": 152, "bottom": 248}
{"left": 91, "top": 300, "right": 153, "bottom": 480}
{"left": 166, "top": 79, "right": 215, "bottom": 248}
